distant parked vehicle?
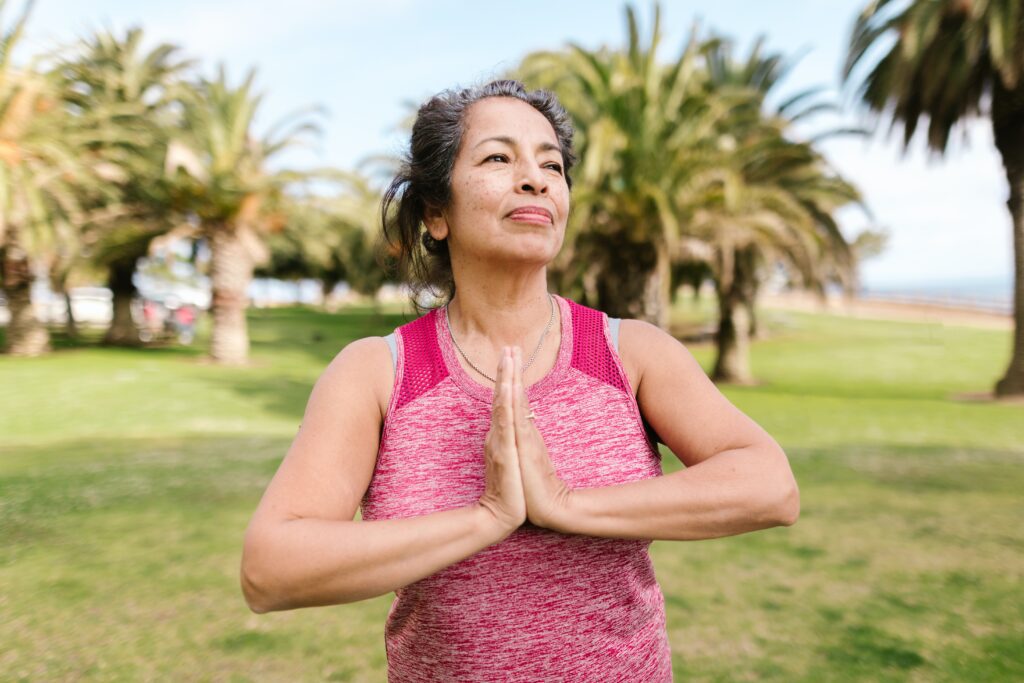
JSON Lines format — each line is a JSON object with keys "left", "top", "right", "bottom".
{"left": 36, "top": 287, "right": 114, "bottom": 326}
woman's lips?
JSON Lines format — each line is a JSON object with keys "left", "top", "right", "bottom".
{"left": 507, "top": 207, "right": 553, "bottom": 224}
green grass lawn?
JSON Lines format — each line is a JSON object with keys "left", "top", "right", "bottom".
{"left": 1, "top": 302, "right": 1021, "bottom": 681}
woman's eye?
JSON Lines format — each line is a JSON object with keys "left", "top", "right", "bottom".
{"left": 483, "top": 154, "right": 561, "bottom": 174}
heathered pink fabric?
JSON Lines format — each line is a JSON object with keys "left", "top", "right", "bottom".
{"left": 361, "top": 294, "right": 673, "bottom": 681}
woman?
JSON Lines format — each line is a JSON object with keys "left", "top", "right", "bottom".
{"left": 240, "top": 79, "right": 799, "bottom": 681}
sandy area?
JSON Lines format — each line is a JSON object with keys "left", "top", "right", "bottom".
{"left": 759, "top": 291, "right": 1014, "bottom": 331}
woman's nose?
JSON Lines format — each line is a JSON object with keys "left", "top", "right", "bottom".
{"left": 517, "top": 162, "right": 548, "bottom": 194}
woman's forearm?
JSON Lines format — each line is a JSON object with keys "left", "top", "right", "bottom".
{"left": 553, "top": 445, "right": 799, "bottom": 541}
{"left": 241, "top": 504, "right": 508, "bottom": 613}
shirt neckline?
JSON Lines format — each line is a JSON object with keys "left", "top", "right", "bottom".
{"left": 434, "top": 293, "right": 573, "bottom": 404}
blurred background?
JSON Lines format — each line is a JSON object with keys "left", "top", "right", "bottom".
{"left": 1, "top": 0, "right": 1021, "bottom": 680}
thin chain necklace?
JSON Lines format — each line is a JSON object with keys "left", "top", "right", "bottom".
{"left": 444, "top": 293, "right": 555, "bottom": 384}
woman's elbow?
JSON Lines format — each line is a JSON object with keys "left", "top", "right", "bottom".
{"left": 240, "top": 530, "right": 281, "bottom": 614}
{"left": 763, "top": 447, "right": 800, "bottom": 527}
{"left": 776, "top": 479, "right": 800, "bottom": 526}
{"left": 773, "top": 452, "right": 800, "bottom": 526}
{"left": 240, "top": 563, "right": 273, "bottom": 614}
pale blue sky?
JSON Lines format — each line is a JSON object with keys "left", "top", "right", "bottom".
{"left": 24, "top": 0, "right": 1013, "bottom": 292}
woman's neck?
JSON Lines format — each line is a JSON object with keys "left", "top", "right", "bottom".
{"left": 445, "top": 274, "right": 553, "bottom": 350}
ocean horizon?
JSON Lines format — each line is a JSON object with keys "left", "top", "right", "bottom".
{"left": 856, "top": 274, "right": 1013, "bottom": 314}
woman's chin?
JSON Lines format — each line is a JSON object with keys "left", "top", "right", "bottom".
{"left": 491, "top": 246, "right": 561, "bottom": 267}
{"left": 521, "top": 240, "right": 563, "bottom": 261}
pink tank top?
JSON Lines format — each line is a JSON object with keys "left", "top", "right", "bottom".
{"left": 361, "top": 294, "right": 673, "bottom": 681}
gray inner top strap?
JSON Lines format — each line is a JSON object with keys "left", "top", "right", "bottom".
{"left": 608, "top": 317, "right": 621, "bottom": 352}
{"left": 384, "top": 332, "right": 398, "bottom": 371}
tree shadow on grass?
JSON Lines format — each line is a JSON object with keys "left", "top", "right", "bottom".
{"left": 720, "top": 378, "right": 997, "bottom": 404}
{"left": 0, "top": 434, "right": 290, "bottom": 555}
{"left": 786, "top": 442, "right": 1024, "bottom": 490}
{"left": 247, "top": 305, "right": 410, "bottom": 362}
{"left": 202, "top": 373, "right": 315, "bottom": 423}
{"left": 188, "top": 307, "right": 410, "bottom": 421}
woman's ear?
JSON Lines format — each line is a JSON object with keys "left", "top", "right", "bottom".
{"left": 423, "top": 204, "right": 449, "bottom": 241}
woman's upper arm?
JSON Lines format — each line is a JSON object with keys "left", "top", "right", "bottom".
{"left": 620, "top": 319, "right": 781, "bottom": 467}
{"left": 249, "top": 336, "right": 394, "bottom": 526}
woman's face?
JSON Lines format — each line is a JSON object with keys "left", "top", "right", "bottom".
{"left": 425, "top": 97, "right": 570, "bottom": 270}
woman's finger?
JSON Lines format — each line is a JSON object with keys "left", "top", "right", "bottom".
{"left": 501, "top": 350, "right": 516, "bottom": 444}
{"left": 511, "top": 347, "right": 524, "bottom": 425}
{"left": 494, "top": 346, "right": 506, "bottom": 398}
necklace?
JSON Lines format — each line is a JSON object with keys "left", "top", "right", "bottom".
{"left": 445, "top": 293, "right": 556, "bottom": 384}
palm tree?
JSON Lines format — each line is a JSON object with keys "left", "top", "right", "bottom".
{"left": 518, "top": 4, "right": 723, "bottom": 328}
{"left": 265, "top": 169, "right": 392, "bottom": 306}
{"left": 683, "top": 131, "right": 861, "bottom": 383}
{"left": 845, "top": 0, "right": 1024, "bottom": 397}
{"left": 259, "top": 200, "right": 347, "bottom": 303}
{"left": 692, "top": 37, "right": 863, "bottom": 383}
{"left": 0, "top": 0, "right": 94, "bottom": 356}
{"left": 519, "top": 4, "right": 863, "bottom": 384}
{"left": 55, "top": 26, "right": 192, "bottom": 346}
{"left": 328, "top": 170, "right": 393, "bottom": 300}
{"left": 168, "top": 65, "right": 321, "bottom": 364}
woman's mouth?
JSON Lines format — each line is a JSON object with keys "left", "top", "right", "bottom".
{"left": 506, "top": 207, "right": 553, "bottom": 224}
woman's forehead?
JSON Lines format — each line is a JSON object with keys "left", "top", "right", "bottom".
{"left": 463, "top": 97, "right": 559, "bottom": 147}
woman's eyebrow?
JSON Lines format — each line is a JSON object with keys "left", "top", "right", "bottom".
{"left": 473, "top": 135, "right": 560, "bottom": 153}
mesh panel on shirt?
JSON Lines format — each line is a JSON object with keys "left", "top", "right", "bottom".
{"left": 395, "top": 309, "right": 449, "bottom": 411}
{"left": 568, "top": 299, "right": 630, "bottom": 395}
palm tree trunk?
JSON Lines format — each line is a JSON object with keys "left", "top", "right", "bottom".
{"left": 1, "top": 229, "right": 50, "bottom": 356}
{"left": 103, "top": 259, "right": 141, "bottom": 346}
{"left": 712, "top": 247, "right": 756, "bottom": 384}
{"left": 208, "top": 226, "right": 253, "bottom": 364}
{"left": 63, "top": 289, "right": 78, "bottom": 340}
{"left": 746, "top": 298, "right": 760, "bottom": 339}
{"left": 992, "top": 83, "right": 1024, "bottom": 397}
{"left": 48, "top": 264, "right": 79, "bottom": 341}
{"left": 596, "top": 235, "right": 671, "bottom": 328}
{"left": 735, "top": 246, "right": 762, "bottom": 340}
{"left": 713, "top": 285, "right": 753, "bottom": 384}
{"left": 995, "top": 164, "right": 1024, "bottom": 397}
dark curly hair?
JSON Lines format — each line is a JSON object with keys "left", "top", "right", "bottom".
{"left": 381, "top": 79, "right": 576, "bottom": 312}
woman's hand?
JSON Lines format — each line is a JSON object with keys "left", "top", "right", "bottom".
{"left": 477, "top": 347, "right": 528, "bottom": 536}
{"left": 510, "top": 347, "right": 574, "bottom": 531}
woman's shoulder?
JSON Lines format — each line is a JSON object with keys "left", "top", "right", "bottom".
{"left": 319, "top": 336, "right": 395, "bottom": 422}
{"left": 616, "top": 318, "right": 685, "bottom": 361}
{"left": 334, "top": 335, "right": 394, "bottom": 362}
{"left": 615, "top": 319, "right": 685, "bottom": 396}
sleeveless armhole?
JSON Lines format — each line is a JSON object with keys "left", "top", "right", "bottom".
{"left": 602, "top": 314, "right": 663, "bottom": 453}
{"left": 377, "top": 330, "right": 404, "bottom": 461}
{"left": 567, "top": 299, "right": 660, "bottom": 458}
{"left": 384, "top": 332, "right": 398, "bottom": 371}
{"left": 377, "top": 311, "right": 449, "bottom": 454}
{"left": 608, "top": 317, "right": 621, "bottom": 352}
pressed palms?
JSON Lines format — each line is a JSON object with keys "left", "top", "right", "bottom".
{"left": 169, "top": 65, "right": 321, "bottom": 364}
{"left": 56, "top": 26, "right": 192, "bottom": 346}
{"left": 845, "top": 0, "right": 1024, "bottom": 397}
